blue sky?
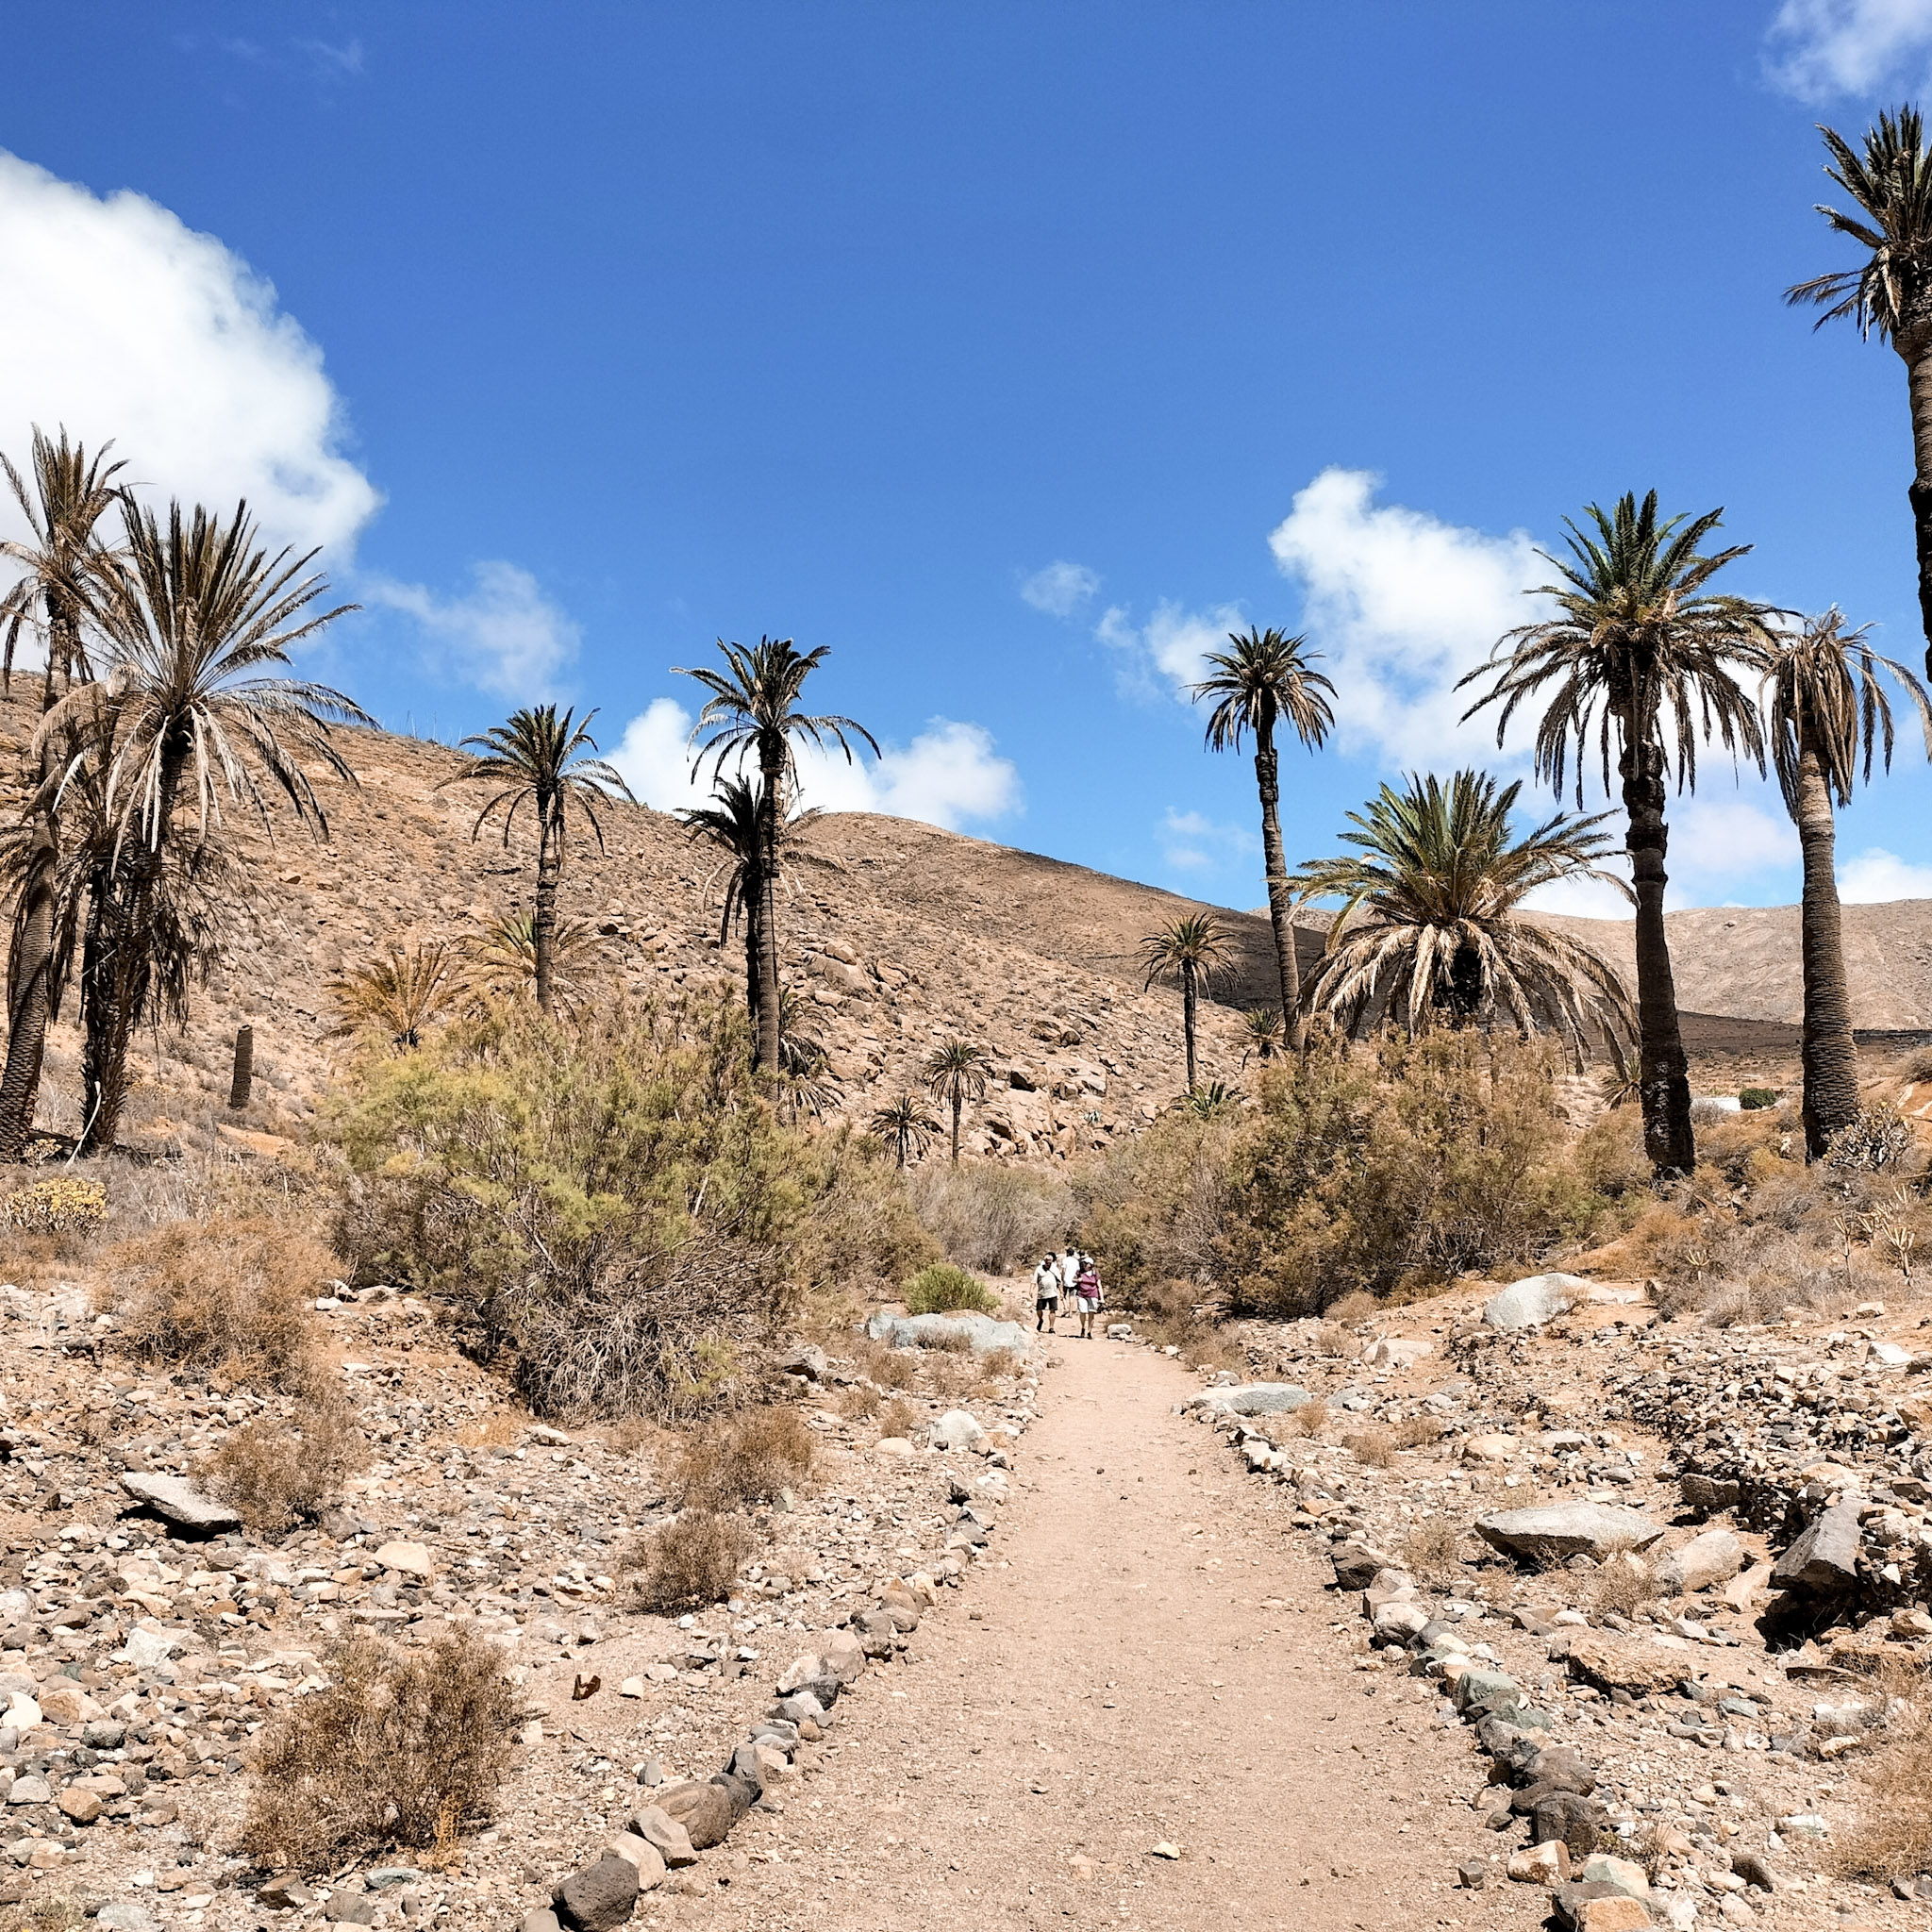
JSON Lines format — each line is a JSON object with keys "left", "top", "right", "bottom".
{"left": 6, "top": 1, "right": 1932, "bottom": 914}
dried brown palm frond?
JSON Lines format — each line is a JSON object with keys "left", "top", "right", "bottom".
{"left": 329, "top": 941, "right": 468, "bottom": 1050}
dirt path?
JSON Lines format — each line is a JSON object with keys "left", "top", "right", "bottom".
{"left": 691, "top": 1338, "right": 1547, "bottom": 1932}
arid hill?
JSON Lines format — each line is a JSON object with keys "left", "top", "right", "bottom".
{"left": 7, "top": 704, "right": 1928, "bottom": 1149}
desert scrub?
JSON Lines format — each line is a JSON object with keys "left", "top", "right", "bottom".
{"left": 1344, "top": 1427, "right": 1396, "bottom": 1469}
{"left": 902, "top": 1262, "right": 997, "bottom": 1315}
{"left": 1401, "top": 1516, "right": 1464, "bottom": 1587}
{"left": 908, "top": 1161, "right": 1075, "bottom": 1274}
{"left": 1827, "top": 1689, "right": 1932, "bottom": 1883}
{"left": 1, "top": 1177, "right": 106, "bottom": 1237}
{"left": 102, "top": 1217, "right": 330, "bottom": 1390}
{"left": 204, "top": 1379, "right": 365, "bottom": 1533}
{"left": 625, "top": 1511, "right": 753, "bottom": 1612}
{"left": 243, "top": 1628, "right": 521, "bottom": 1869}
{"left": 877, "top": 1396, "right": 919, "bottom": 1440}
{"left": 675, "top": 1407, "right": 816, "bottom": 1511}
{"left": 1284, "top": 1398, "right": 1327, "bottom": 1438}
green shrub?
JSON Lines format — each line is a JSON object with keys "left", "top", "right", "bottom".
{"left": 1739, "top": 1087, "right": 1781, "bottom": 1110}
{"left": 903, "top": 1262, "right": 996, "bottom": 1314}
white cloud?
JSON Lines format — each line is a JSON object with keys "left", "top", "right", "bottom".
{"left": 367, "top": 562, "right": 580, "bottom": 702}
{"left": 1522, "top": 873, "right": 1637, "bottom": 922}
{"left": 1157, "top": 808, "right": 1257, "bottom": 873}
{"left": 1095, "top": 599, "right": 1246, "bottom": 702}
{"left": 0, "top": 150, "right": 379, "bottom": 559}
{"left": 1840, "top": 844, "right": 1932, "bottom": 900}
{"left": 611, "top": 700, "right": 1021, "bottom": 832}
{"left": 1019, "top": 559, "right": 1100, "bottom": 618}
{"left": 1268, "top": 468, "right": 1547, "bottom": 771}
{"left": 1766, "top": 0, "right": 1932, "bottom": 98}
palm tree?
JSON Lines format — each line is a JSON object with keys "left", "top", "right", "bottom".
{"left": 1289, "top": 770, "right": 1634, "bottom": 1063}
{"left": 1141, "top": 911, "right": 1234, "bottom": 1095}
{"left": 923, "top": 1038, "right": 992, "bottom": 1163}
{"left": 677, "top": 774, "right": 820, "bottom": 1041}
{"left": 330, "top": 941, "right": 467, "bottom": 1049}
{"left": 1191, "top": 626, "right": 1334, "bottom": 1048}
{"left": 773, "top": 984, "right": 841, "bottom": 1124}
{"left": 1240, "top": 1008, "right": 1284, "bottom": 1067}
{"left": 464, "top": 909, "right": 603, "bottom": 1014}
{"left": 676, "top": 638, "right": 876, "bottom": 1072}
{"left": 1787, "top": 108, "right": 1932, "bottom": 680}
{"left": 0, "top": 430, "right": 125, "bottom": 1159}
{"left": 1460, "top": 491, "right": 1779, "bottom": 1174}
{"left": 40, "top": 497, "right": 366, "bottom": 1150}
{"left": 868, "top": 1092, "right": 941, "bottom": 1168}
{"left": 1764, "top": 610, "right": 1932, "bottom": 1157}
{"left": 439, "top": 706, "right": 631, "bottom": 1017}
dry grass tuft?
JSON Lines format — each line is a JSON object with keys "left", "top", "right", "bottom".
{"left": 1284, "top": 1398, "right": 1328, "bottom": 1438}
{"left": 1393, "top": 1414, "right": 1446, "bottom": 1449}
{"left": 853, "top": 1339, "right": 919, "bottom": 1390}
{"left": 243, "top": 1628, "right": 521, "bottom": 1870}
{"left": 1402, "top": 1516, "right": 1464, "bottom": 1587}
{"left": 1587, "top": 1553, "right": 1659, "bottom": 1620}
{"left": 1344, "top": 1427, "right": 1396, "bottom": 1469}
{"left": 675, "top": 1407, "right": 816, "bottom": 1511}
{"left": 624, "top": 1511, "right": 753, "bottom": 1612}
{"left": 835, "top": 1383, "right": 882, "bottom": 1422}
{"left": 1325, "top": 1291, "right": 1378, "bottom": 1326}
{"left": 204, "top": 1381, "right": 365, "bottom": 1534}
{"left": 878, "top": 1396, "right": 920, "bottom": 1441}
{"left": 103, "top": 1216, "right": 330, "bottom": 1390}
{"left": 1829, "top": 1690, "right": 1932, "bottom": 1882}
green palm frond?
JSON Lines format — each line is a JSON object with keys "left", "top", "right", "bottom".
{"left": 1140, "top": 911, "right": 1234, "bottom": 992}
{"left": 0, "top": 426, "right": 126, "bottom": 694}
{"left": 1240, "top": 1008, "right": 1283, "bottom": 1065}
{"left": 922, "top": 1039, "right": 992, "bottom": 1108}
{"left": 675, "top": 635, "right": 879, "bottom": 803}
{"left": 330, "top": 941, "right": 468, "bottom": 1049}
{"left": 439, "top": 703, "right": 633, "bottom": 859}
{"left": 868, "top": 1093, "right": 941, "bottom": 1167}
{"left": 1290, "top": 769, "right": 1633, "bottom": 1058}
{"left": 465, "top": 910, "right": 603, "bottom": 1007}
{"left": 1192, "top": 625, "right": 1334, "bottom": 755}
{"left": 677, "top": 775, "right": 819, "bottom": 940}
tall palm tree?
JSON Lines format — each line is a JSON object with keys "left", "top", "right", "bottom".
{"left": 1288, "top": 770, "right": 1634, "bottom": 1063}
{"left": 1191, "top": 626, "right": 1334, "bottom": 1048}
{"left": 439, "top": 706, "right": 631, "bottom": 1016}
{"left": 1787, "top": 108, "right": 1932, "bottom": 680}
{"left": 0, "top": 430, "right": 125, "bottom": 1159}
{"left": 1764, "top": 610, "right": 1932, "bottom": 1157}
{"left": 1460, "top": 491, "right": 1779, "bottom": 1174}
{"left": 676, "top": 638, "right": 876, "bottom": 1072}
{"left": 1141, "top": 911, "right": 1233, "bottom": 1096}
{"left": 923, "top": 1038, "right": 992, "bottom": 1163}
{"left": 868, "top": 1092, "right": 941, "bottom": 1169}
{"left": 40, "top": 497, "right": 367, "bottom": 1150}
{"left": 464, "top": 908, "right": 603, "bottom": 1014}
{"left": 773, "top": 984, "right": 841, "bottom": 1124}
{"left": 677, "top": 774, "right": 819, "bottom": 1041}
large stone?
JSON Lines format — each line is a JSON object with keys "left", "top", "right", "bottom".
{"left": 1363, "top": 1337, "right": 1434, "bottom": 1368}
{"left": 1452, "top": 1669, "right": 1524, "bottom": 1718}
{"left": 373, "top": 1540, "right": 435, "bottom": 1580}
{"left": 1373, "top": 1599, "right": 1431, "bottom": 1645}
{"left": 1564, "top": 1633, "right": 1687, "bottom": 1697}
{"left": 1681, "top": 1474, "right": 1741, "bottom": 1517}
{"left": 1185, "top": 1382, "right": 1311, "bottom": 1418}
{"left": 820, "top": 1630, "right": 866, "bottom": 1683}
{"left": 1525, "top": 1745, "right": 1597, "bottom": 1795}
{"left": 1474, "top": 1504, "right": 1667, "bottom": 1565}
{"left": 1532, "top": 1791, "right": 1604, "bottom": 1865}
{"left": 117, "top": 1473, "right": 241, "bottom": 1534}
{"left": 1657, "top": 1528, "right": 1744, "bottom": 1595}
{"left": 930, "top": 1410, "right": 987, "bottom": 1452}
{"left": 1330, "top": 1542, "right": 1399, "bottom": 1591}
{"left": 865, "top": 1311, "right": 1030, "bottom": 1355}
{"left": 656, "top": 1779, "right": 735, "bottom": 1849}
{"left": 552, "top": 1853, "right": 640, "bottom": 1931}
{"left": 605, "top": 1834, "right": 666, "bottom": 1891}
{"left": 1771, "top": 1504, "right": 1862, "bottom": 1596}
{"left": 626, "top": 1807, "right": 697, "bottom": 1868}
{"left": 1553, "top": 1883, "right": 1652, "bottom": 1932}
{"left": 774, "top": 1653, "right": 824, "bottom": 1695}
{"left": 1483, "top": 1274, "right": 1589, "bottom": 1332}
{"left": 1508, "top": 1841, "right": 1570, "bottom": 1885}
{"left": 1579, "top": 1856, "right": 1651, "bottom": 1902}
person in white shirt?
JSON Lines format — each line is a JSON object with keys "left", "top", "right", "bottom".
{"left": 1032, "top": 1256, "right": 1061, "bottom": 1334}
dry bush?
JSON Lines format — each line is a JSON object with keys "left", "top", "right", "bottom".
{"left": 908, "top": 1162, "right": 1076, "bottom": 1274}
{"left": 1312, "top": 1321, "right": 1356, "bottom": 1357}
{"left": 852, "top": 1339, "right": 919, "bottom": 1390}
{"left": 979, "top": 1346, "right": 1018, "bottom": 1383}
{"left": 1345, "top": 1427, "right": 1396, "bottom": 1469}
{"left": 602, "top": 1415, "right": 665, "bottom": 1458}
{"left": 835, "top": 1383, "right": 881, "bottom": 1422}
{"left": 1326, "top": 1291, "right": 1378, "bottom": 1327}
{"left": 920, "top": 1349, "right": 981, "bottom": 1401}
{"left": 1402, "top": 1516, "right": 1464, "bottom": 1587}
{"left": 1393, "top": 1414, "right": 1446, "bottom": 1448}
{"left": 203, "top": 1378, "right": 365, "bottom": 1534}
{"left": 625, "top": 1510, "right": 754, "bottom": 1612}
{"left": 878, "top": 1396, "right": 920, "bottom": 1440}
{"left": 1285, "top": 1397, "right": 1328, "bottom": 1438}
{"left": 913, "top": 1324, "right": 974, "bottom": 1353}
{"left": 103, "top": 1216, "right": 328, "bottom": 1390}
{"left": 1588, "top": 1554, "right": 1659, "bottom": 1619}
{"left": 1828, "top": 1692, "right": 1932, "bottom": 1882}
{"left": 1574, "top": 1108, "right": 1651, "bottom": 1205}
{"left": 1628, "top": 1204, "right": 1733, "bottom": 1290}
{"left": 675, "top": 1407, "right": 816, "bottom": 1511}
{"left": 0, "top": 1899, "right": 85, "bottom": 1932}
{"left": 243, "top": 1628, "right": 521, "bottom": 1870}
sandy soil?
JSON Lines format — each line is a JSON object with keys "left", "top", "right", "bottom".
{"left": 681, "top": 1337, "right": 1539, "bottom": 1932}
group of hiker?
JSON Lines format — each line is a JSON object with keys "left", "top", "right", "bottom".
{"left": 1032, "top": 1243, "right": 1105, "bottom": 1337}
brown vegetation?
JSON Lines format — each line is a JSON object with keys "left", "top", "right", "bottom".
{"left": 204, "top": 1385, "right": 365, "bottom": 1533}
{"left": 624, "top": 1511, "right": 754, "bottom": 1613}
{"left": 675, "top": 1407, "right": 817, "bottom": 1512}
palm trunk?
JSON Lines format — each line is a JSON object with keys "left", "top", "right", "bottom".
{"left": 1794, "top": 735, "right": 1859, "bottom": 1158}
{"left": 531, "top": 798, "right": 558, "bottom": 1016}
{"left": 949, "top": 1091, "right": 962, "bottom": 1163}
{"left": 1253, "top": 725, "right": 1305, "bottom": 1051}
{"left": 740, "top": 893, "right": 763, "bottom": 1040}
{"left": 752, "top": 756, "right": 784, "bottom": 1073}
{"left": 1901, "top": 331, "right": 1932, "bottom": 684}
{"left": 1182, "top": 960, "right": 1199, "bottom": 1095}
{"left": 1621, "top": 739, "right": 1695, "bottom": 1175}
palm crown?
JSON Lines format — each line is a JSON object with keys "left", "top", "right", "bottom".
{"left": 1787, "top": 107, "right": 1932, "bottom": 347}
{"left": 677, "top": 636, "right": 878, "bottom": 804}
{"left": 1141, "top": 911, "right": 1233, "bottom": 990}
{"left": 1192, "top": 625, "right": 1335, "bottom": 758}
{"left": 678, "top": 775, "right": 819, "bottom": 942}
{"left": 1764, "top": 609, "right": 1932, "bottom": 813}
{"left": 0, "top": 426, "right": 126, "bottom": 693}
{"left": 1291, "top": 769, "right": 1633, "bottom": 1054}
{"left": 442, "top": 704, "right": 630, "bottom": 861}
{"left": 1459, "top": 491, "right": 1779, "bottom": 801}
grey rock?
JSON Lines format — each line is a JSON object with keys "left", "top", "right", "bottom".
{"left": 327, "top": 1897, "right": 378, "bottom": 1926}
{"left": 865, "top": 1311, "right": 1030, "bottom": 1355}
{"left": 1185, "top": 1381, "right": 1311, "bottom": 1417}
{"left": 1729, "top": 1851, "right": 1775, "bottom": 1892}
{"left": 1482, "top": 1273, "right": 1589, "bottom": 1331}
{"left": 94, "top": 1910, "right": 157, "bottom": 1932}
{"left": 258, "top": 1876, "right": 313, "bottom": 1909}
{"left": 1452, "top": 1669, "right": 1523, "bottom": 1718}
{"left": 118, "top": 1473, "right": 242, "bottom": 1533}
{"left": 1474, "top": 1504, "right": 1667, "bottom": 1564}
{"left": 604, "top": 1833, "right": 666, "bottom": 1890}
{"left": 1330, "top": 1542, "right": 1398, "bottom": 1591}
{"left": 552, "top": 1853, "right": 640, "bottom": 1931}
{"left": 1524, "top": 1744, "right": 1596, "bottom": 1795}
{"left": 1681, "top": 1473, "right": 1741, "bottom": 1516}
{"left": 522, "top": 1915, "right": 564, "bottom": 1932}
{"left": 1530, "top": 1790, "right": 1603, "bottom": 1862}
{"left": 1657, "top": 1528, "right": 1744, "bottom": 1595}
{"left": 930, "top": 1409, "right": 987, "bottom": 1451}
{"left": 627, "top": 1805, "right": 697, "bottom": 1868}
{"left": 364, "top": 1869, "right": 423, "bottom": 1890}
{"left": 1772, "top": 1503, "right": 1862, "bottom": 1596}
{"left": 776, "top": 1345, "right": 829, "bottom": 1383}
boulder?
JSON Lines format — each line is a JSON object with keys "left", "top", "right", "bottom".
{"left": 605, "top": 1834, "right": 666, "bottom": 1891}
{"left": 1483, "top": 1273, "right": 1589, "bottom": 1331}
{"left": 1329, "top": 1542, "right": 1399, "bottom": 1591}
{"left": 656, "top": 1778, "right": 735, "bottom": 1849}
{"left": 1531, "top": 1790, "right": 1604, "bottom": 1864}
{"left": 930, "top": 1410, "right": 987, "bottom": 1452}
{"left": 552, "top": 1854, "right": 640, "bottom": 1931}
{"left": 1462, "top": 1433, "right": 1520, "bottom": 1462}
{"left": 1771, "top": 1504, "right": 1862, "bottom": 1596}
{"left": 1372, "top": 1600, "right": 1431, "bottom": 1645}
{"left": 1363, "top": 1336, "right": 1434, "bottom": 1368}
{"left": 1564, "top": 1633, "right": 1686, "bottom": 1697}
{"left": 1681, "top": 1474, "right": 1741, "bottom": 1517}
{"left": 1553, "top": 1883, "right": 1651, "bottom": 1932}
{"left": 1474, "top": 1504, "right": 1667, "bottom": 1565}
{"left": 1578, "top": 1855, "right": 1651, "bottom": 1902}
{"left": 1657, "top": 1528, "right": 1745, "bottom": 1595}
{"left": 625, "top": 1807, "right": 697, "bottom": 1869}
{"left": 1507, "top": 1841, "right": 1570, "bottom": 1885}
{"left": 117, "top": 1474, "right": 241, "bottom": 1535}
{"left": 373, "top": 1540, "right": 435, "bottom": 1580}
{"left": 820, "top": 1630, "right": 866, "bottom": 1683}
{"left": 1524, "top": 1745, "right": 1597, "bottom": 1796}
{"left": 865, "top": 1312, "right": 1030, "bottom": 1355}
{"left": 1452, "top": 1668, "right": 1524, "bottom": 1718}
{"left": 774, "top": 1653, "right": 824, "bottom": 1696}
{"left": 1185, "top": 1382, "right": 1311, "bottom": 1418}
